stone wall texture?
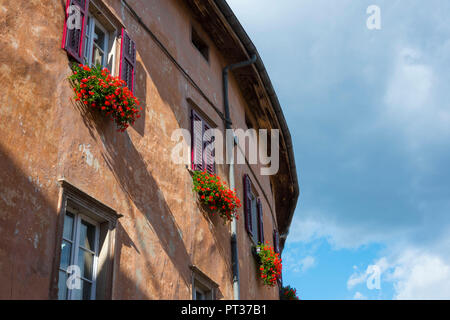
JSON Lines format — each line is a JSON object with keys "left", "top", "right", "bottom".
{"left": 0, "top": 0, "right": 290, "bottom": 299}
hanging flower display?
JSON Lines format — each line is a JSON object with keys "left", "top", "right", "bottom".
{"left": 280, "top": 285, "right": 299, "bottom": 300}
{"left": 69, "top": 63, "right": 142, "bottom": 132}
{"left": 192, "top": 170, "right": 241, "bottom": 223}
{"left": 255, "top": 243, "right": 282, "bottom": 287}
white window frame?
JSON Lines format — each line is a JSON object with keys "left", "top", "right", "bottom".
{"left": 59, "top": 206, "right": 100, "bottom": 300}
{"left": 84, "top": 15, "right": 109, "bottom": 68}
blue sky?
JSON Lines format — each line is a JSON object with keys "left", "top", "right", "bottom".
{"left": 227, "top": 0, "right": 450, "bottom": 299}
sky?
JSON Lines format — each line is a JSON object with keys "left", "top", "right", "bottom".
{"left": 227, "top": 0, "right": 450, "bottom": 300}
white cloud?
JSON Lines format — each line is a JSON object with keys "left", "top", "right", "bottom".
{"left": 391, "top": 251, "right": 450, "bottom": 299}
{"left": 383, "top": 46, "right": 450, "bottom": 148}
{"left": 283, "top": 252, "right": 317, "bottom": 273}
{"left": 287, "top": 211, "right": 404, "bottom": 250}
{"left": 298, "top": 256, "right": 316, "bottom": 273}
{"left": 353, "top": 292, "right": 367, "bottom": 300}
{"left": 347, "top": 249, "right": 450, "bottom": 299}
{"left": 228, "top": 0, "right": 450, "bottom": 299}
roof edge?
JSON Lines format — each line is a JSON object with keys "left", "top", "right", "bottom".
{"left": 212, "top": 0, "right": 300, "bottom": 240}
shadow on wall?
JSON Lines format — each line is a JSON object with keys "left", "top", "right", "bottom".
{"left": 131, "top": 61, "right": 147, "bottom": 137}
{"left": 0, "top": 143, "right": 57, "bottom": 299}
{"left": 72, "top": 97, "right": 193, "bottom": 296}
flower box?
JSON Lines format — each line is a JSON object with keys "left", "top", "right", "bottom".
{"left": 69, "top": 63, "right": 142, "bottom": 132}
{"left": 254, "top": 243, "right": 282, "bottom": 287}
{"left": 192, "top": 170, "right": 241, "bottom": 223}
{"left": 280, "top": 285, "right": 300, "bottom": 300}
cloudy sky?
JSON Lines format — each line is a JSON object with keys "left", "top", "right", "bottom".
{"left": 227, "top": 0, "right": 450, "bottom": 299}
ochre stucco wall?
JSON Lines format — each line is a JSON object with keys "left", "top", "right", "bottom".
{"left": 0, "top": 0, "right": 280, "bottom": 299}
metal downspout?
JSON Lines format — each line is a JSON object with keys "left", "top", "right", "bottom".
{"left": 224, "top": 54, "right": 257, "bottom": 300}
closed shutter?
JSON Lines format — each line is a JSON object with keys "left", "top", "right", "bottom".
{"left": 203, "top": 123, "right": 215, "bottom": 174}
{"left": 191, "top": 110, "right": 203, "bottom": 171}
{"left": 119, "top": 28, "right": 137, "bottom": 93}
{"left": 257, "top": 198, "right": 264, "bottom": 244}
{"left": 273, "top": 229, "right": 280, "bottom": 253}
{"left": 243, "top": 174, "right": 253, "bottom": 236}
{"left": 62, "top": 0, "right": 89, "bottom": 63}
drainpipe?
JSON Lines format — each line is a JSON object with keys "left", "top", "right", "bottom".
{"left": 224, "top": 54, "right": 257, "bottom": 300}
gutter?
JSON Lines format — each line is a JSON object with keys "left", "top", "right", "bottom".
{"left": 213, "top": 0, "right": 300, "bottom": 245}
{"left": 224, "top": 55, "right": 258, "bottom": 300}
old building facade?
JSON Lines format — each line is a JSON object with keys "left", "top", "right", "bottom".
{"left": 0, "top": 0, "right": 299, "bottom": 299}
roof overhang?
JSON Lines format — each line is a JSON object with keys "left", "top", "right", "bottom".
{"left": 185, "top": 0, "right": 300, "bottom": 250}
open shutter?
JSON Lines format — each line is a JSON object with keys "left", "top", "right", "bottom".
{"left": 62, "top": 0, "right": 89, "bottom": 63}
{"left": 191, "top": 110, "right": 204, "bottom": 171}
{"left": 273, "top": 229, "right": 280, "bottom": 253}
{"left": 203, "top": 123, "right": 215, "bottom": 174}
{"left": 257, "top": 198, "right": 264, "bottom": 244}
{"left": 243, "top": 174, "right": 253, "bottom": 236}
{"left": 119, "top": 28, "right": 137, "bottom": 93}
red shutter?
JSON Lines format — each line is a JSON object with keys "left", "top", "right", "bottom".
{"left": 257, "top": 198, "right": 264, "bottom": 244}
{"left": 191, "top": 110, "right": 204, "bottom": 171}
{"left": 243, "top": 174, "right": 253, "bottom": 236}
{"left": 203, "top": 123, "right": 215, "bottom": 174}
{"left": 273, "top": 229, "right": 280, "bottom": 253}
{"left": 119, "top": 28, "right": 137, "bottom": 93}
{"left": 62, "top": 0, "right": 89, "bottom": 63}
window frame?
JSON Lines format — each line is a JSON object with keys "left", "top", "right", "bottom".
{"left": 191, "top": 108, "right": 216, "bottom": 174}
{"left": 191, "top": 26, "right": 209, "bottom": 63}
{"left": 51, "top": 179, "right": 122, "bottom": 300}
{"left": 84, "top": 15, "right": 110, "bottom": 68}
{"left": 190, "top": 265, "right": 218, "bottom": 300}
{"left": 58, "top": 206, "right": 100, "bottom": 300}
{"left": 244, "top": 174, "right": 264, "bottom": 245}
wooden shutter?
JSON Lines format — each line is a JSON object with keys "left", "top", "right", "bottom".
{"left": 243, "top": 174, "right": 253, "bottom": 236}
{"left": 62, "top": 0, "right": 89, "bottom": 63}
{"left": 257, "top": 198, "right": 264, "bottom": 244}
{"left": 203, "top": 123, "right": 215, "bottom": 174}
{"left": 119, "top": 28, "right": 137, "bottom": 93}
{"left": 191, "top": 110, "right": 204, "bottom": 171}
{"left": 273, "top": 229, "right": 280, "bottom": 253}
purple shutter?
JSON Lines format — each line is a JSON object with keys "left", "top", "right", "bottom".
{"left": 257, "top": 198, "right": 264, "bottom": 244}
{"left": 191, "top": 110, "right": 204, "bottom": 171}
{"left": 119, "top": 28, "right": 136, "bottom": 93}
{"left": 62, "top": 0, "right": 89, "bottom": 63}
{"left": 273, "top": 229, "right": 280, "bottom": 253}
{"left": 203, "top": 123, "right": 215, "bottom": 174}
{"left": 243, "top": 174, "right": 253, "bottom": 236}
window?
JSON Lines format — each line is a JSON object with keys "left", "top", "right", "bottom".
{"left": 191, "top": 109, "right": 215, "bottom": 174}
{"left": 191, "top": 27, "right": 209, "bottom": 62}
{"left": 62, "top": 0, "right": 137, "bottom": 91}
{"left": 190, "top": 266, "right": 218, "bottom": 300}
{"left": 54, "top": 180, "right": 121, "bottom": 300}
{"left": 243, "top": 174, "right": 264, "bottom": 244}
{"left": 273, "top": 229, "right": 280, "bottom": 254}
{"left": 83, "top": 16, "right": 109, "bottom": 68}
{"left": 58, "top": 207, "right": 99, "bottom": 300}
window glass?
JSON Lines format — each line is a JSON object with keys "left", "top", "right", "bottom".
{"left": 84, "top": 17, "right": 91, "bottom": 62}
{"left": 77, "top": 248, "right": 94, "bottom": 280}
{"left": 58, "top": 270, "right": 68, "bottom": 300}
{"left": 72, "top": 280, "right": 92, "bottom": 300}
{"left": 79, "top": 220, "right": 96, "bottom": 250}
{"left": 58, "top": 211, "right": 98, "bottom": 300}
{"left": 251, "top": 193, "right": 259, "bottom": 242}
{"left": 63, "top": 212, "right": 74, "bottom": 240}
{"left": 60, "top": 240, "right": 72, "bottom": 270}
{"left": 92, "top": 24, "right": 106, "bottom": 66}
